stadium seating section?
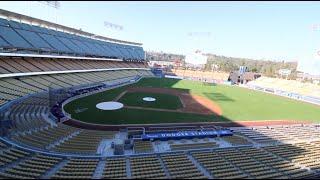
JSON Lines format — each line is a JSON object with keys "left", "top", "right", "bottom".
{"left": 0, "top": 57, "right": 146, "bottom": 74}
{"left": 0, "top": 18, "right": 144, "bottom": 61}
{"left": 0, "top": 61, "right": 153, "bottom": 105}
{"left": 167, "top": 69, "right": 229, "bottom": 81}
{"left": 248, "top": 76, "right": 320, "bottom": 99}
{"left": 0, "top": 13, "right": 320, "bottom": 179}
{"left": 1, "top": 125, "right": 320, "bottom": 178}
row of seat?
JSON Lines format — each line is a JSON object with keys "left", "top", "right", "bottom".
{"left": 264, "top": 142, "right": 320, "bottom": 173}
{"left": 192, "top": 151, "right": 248, "bottom": 179}
{"left": 240, "top": 146, "right": 313, "bottom": 178}
{"left": 170, "top": 142, "right": 218, "bottom": 151}
{"left": 130, "top": 155, "right": 167, "bottom": 179}
{"left": 190, "top": 145, "right": 315, "bottom": 179}
{"left": 133, "top": 141, "right": 154, "bottom": 154}
{"left": 0, "top": 57, "right": 147, "bottom": 75}
{"left": 234, "top": 127, "right": 293, "bottom": 144}
{"left": 1, "top": 140, "right": 320, "bottom": 179}
{"left": 1, "top": 70, "right": 154, "bottom": 155}
{"left": 11, "top": 124, "right": 78, "bottom": 149}
{"left": 53, "top": 130, "right": 116, "bottom": 154}
{"left": 0, "top": 147, "right": 30, "bottom": 168}
{"left": 52, "top": 158, "right": 99, "bottom": 179}
{"left": 220, "top": 135, "right": 252, "bottom": 145}
{"left": 169, "top": 69, "right": 229, "bottom": 81}
{"left": 6, "top": 103, "right": 49, "bottom": 132}
{"left": 248, "top": 76, "right": 320, "bottom": 99}
{"left": 160, "top": 153, "right": 207, "bottom": 179}
{"left": 0, "top": 69, "right": 153, "bottom": 102}
{"left": 267, "top": 125, "right": 320, "bottom": 140}
{"left": 0, "top": 18, "right": 144, "bottom": 60}
{"left": 103, "top": 158, "right": 127, "bottom": 179}
{"left": 0, "top": 153, "right": 62, "bottom": 179}
{"left": 234, "top": 125, "right": 320, "bottom": 144}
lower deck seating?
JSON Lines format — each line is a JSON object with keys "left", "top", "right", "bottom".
{"left": 0, "top": 154, "right": 62, "bottom": 179}
{"left": 53, "top": 130, "right": 116, "bottom": 154}
{"left": 215, "top": 147, "right": 287, "bottom": 178}
{"left": 0, "top": 69, "right": 154, "bottom": 103}
{"left": 0, "top": 57, "right": 148, "bottom": 75}
{"left": 11, "top": 124, "right": 78, "bottom": 149}
{"left": 51, "top": 158, "right": 99, "bottom": 179}
{"left": 239, "top": 146, "right": 312, "bottom": 178}
{"left": 0, "top": 147, "right": 30, "bottom": 168}
{"left": 220, "top": 135, "right": 252, "bottom": 145}
{"left": 102, "top": 158, "right": 127, "bottom": 179}
{"left": 191, "top": 151, "right": 248, "bottom": 179}
{"left": 133, "top": 141, "right": 154, "bottom": 154}
{"left": 0, "top": 139, "right": 320, "bottom": 179}
{"left": 170, "top": 142, "right": 218, "bottom": 151}
{"left": 6, "top": 103, "right": 49, "bottom": 132}
{"left": 160, "top": 153, "right": 207, "bottom": 179}
{"left": 263, "top": 143, "right": 320, "bottom": 177}
{"left": 0, "top": 142, "right": 8, "bottom": 149}
{"left": 130, "top": 155, "right": 167, "bottom": 179}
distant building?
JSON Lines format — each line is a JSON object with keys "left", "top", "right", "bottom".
{"left": 146, "top": 51, "right": 185, "bottom": 69}
{"left": 296, "top": 72, "right": 320, "bottom": 84}
{"left": 228, "top": 71, "right": 261, "bottom": 84}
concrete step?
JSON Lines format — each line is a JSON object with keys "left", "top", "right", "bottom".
{"left": 187, "top": 153, "right": 213, "bottom": 179}
{"left": 46, "top": 129, "right": 82, "bottom": 150}
{"left": 92, "top": 159, "right": 106, "bottom": 179}
{"left": 41, "top": 158, "right": 68, "bottom": 179}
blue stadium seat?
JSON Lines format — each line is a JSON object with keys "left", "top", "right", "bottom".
{"left": 38, "top": 33, "right": 73, "bottom": 53}
{"left": 56, "top": 36, "right": 84, "bottom": 55}
{"left": 0, "top": 18, "right": 145, "bottom": 61}
{"left": 7, "top": 20, "right": 22, "bottom": 29}
{"left": 18, "top": 22, "right": 34, "bottom": 31}
{"left": 0, "top": 26, "right": 33, "bottom": 49}
{"left": 15, "top": 29, "right": 53, "bottom": 50}
{"left": 0, "top": 37, "right": 10, "bottom": 47}
{"left": 0, "top": 18, "right": 9, "bottom": 26}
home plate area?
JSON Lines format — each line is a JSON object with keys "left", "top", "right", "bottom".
{"left": 96, "top": 102, "right": 124, "bottom": 110}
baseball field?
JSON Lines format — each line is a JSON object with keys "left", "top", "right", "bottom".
{"left": 63, "top": 77, "right": 320, "bottom": 125}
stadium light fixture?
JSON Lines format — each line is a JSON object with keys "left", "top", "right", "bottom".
{"left": 311, "top": 24, "right": 320, "bottom": 32}
{"left": 37, "top": 1, "right": 60, "bottom": 24}
{"left": 104, "top": 21, "right": 124, "bottom": 31}
{"left": 37, "top": 1, "right": 60, "bottom": 9}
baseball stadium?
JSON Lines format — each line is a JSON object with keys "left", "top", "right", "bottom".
{"left": 1, "top": 2, "right": 320, "bottom": 179}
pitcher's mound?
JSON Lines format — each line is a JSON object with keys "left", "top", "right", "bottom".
{"left": 96, "top": 102, "right": 124, "bottom": 110}
{"left": 143, "top": 97, "right": 156, "bottom": 102}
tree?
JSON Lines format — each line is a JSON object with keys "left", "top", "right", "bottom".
{"left": 252, "top": 68, "right": 258, "bottom": 73}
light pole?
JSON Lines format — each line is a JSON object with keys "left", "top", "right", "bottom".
{"left": 37, "top": 1, "right": 60, "bottom": 23}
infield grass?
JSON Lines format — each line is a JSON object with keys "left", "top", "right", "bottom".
{"left": 64, "top": 77, "right": 320, "bottom": 124}
{"left": 118, "top": 92, "right": 183, "bottom": 110}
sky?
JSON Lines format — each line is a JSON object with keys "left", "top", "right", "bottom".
{"left": 0, "top": 1, "right": 320, "bottom": 73}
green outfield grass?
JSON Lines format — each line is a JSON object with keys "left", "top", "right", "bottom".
{"left": 118, "top": 92, "right": 183, "bottom": 110}
{"left": 63, "top": 77, "right": 320, "bottom": 125}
